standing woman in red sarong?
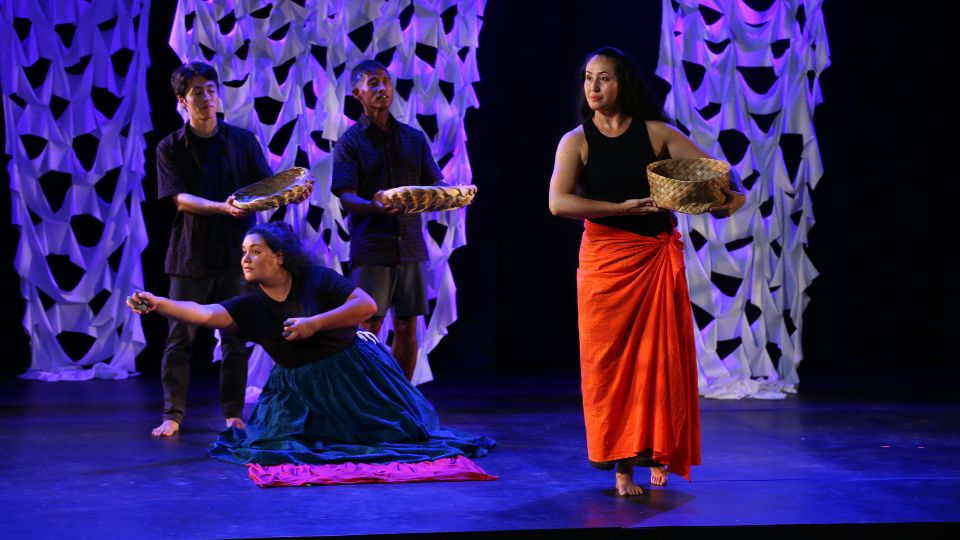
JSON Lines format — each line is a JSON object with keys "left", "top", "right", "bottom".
{"left": 548, "top": 46, "right": 745, "bottom": 496}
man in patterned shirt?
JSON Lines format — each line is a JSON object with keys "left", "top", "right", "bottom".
{"left": 332, "top": 60, "right": 444, "bottom": 381}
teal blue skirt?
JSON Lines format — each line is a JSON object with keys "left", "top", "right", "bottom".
{"left": 209, "top": 338, "right": 496, "bottom": 465}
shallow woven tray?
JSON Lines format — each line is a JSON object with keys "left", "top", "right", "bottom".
{"left": 231, "top": 167, "right": 314, "bottom": 212}
{"left": 646, "top": 158, "right": 730, "bottom": 214}
{"left": 376, "top": 184, "right": 477, "bottom": 213}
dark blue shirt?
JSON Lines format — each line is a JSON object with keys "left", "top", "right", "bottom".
{"left": 220, "top": 266, "right": 358, "bottom": 369}
{"left": 157, "top": 121, "right": 272, "bottom": 278}
{"left": 331, "top": 114, "right": 444, "bottom": 266}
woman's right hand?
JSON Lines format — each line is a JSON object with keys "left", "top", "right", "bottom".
{"left": 127, "top": 290, "right": 158, "bottom": 315}
{"left": 620, "top": 197, "right": 667, "bottom": 216}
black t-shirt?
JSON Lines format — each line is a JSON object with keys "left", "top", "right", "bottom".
{"left": 220, "top": 267, "right": 359, "bottom": 368}
{"left": 185, "top": 129, "right": 227, "bottom": 202}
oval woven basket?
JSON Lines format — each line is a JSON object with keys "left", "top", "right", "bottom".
{"left": 231, "top": 167, "right": 314, "bottom": 212}
{"left": 646, "top": 158, "right": 730, "bottom": 214}
{"left": 376, "top": 184, "right": 477, "bottom": 214}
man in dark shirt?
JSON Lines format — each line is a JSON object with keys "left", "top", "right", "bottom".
{"left": 332, "top": 60, "right": 444, "bottom": 381}
{"left": 153, "top": 61, "right": 272, "bottom": 437}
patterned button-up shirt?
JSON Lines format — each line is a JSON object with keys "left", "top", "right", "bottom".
{"left": 332, "top": 114, "right": 444, "bottom": 266}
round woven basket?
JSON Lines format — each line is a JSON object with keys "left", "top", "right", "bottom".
{"left": 376, "top": 184, "right": 477, "bottom": 214}
{"left": 231, "top": 167, "right": 314, "bottom": 212}
{"left": 646, "top": 158, "right": 730, "bottom": 214}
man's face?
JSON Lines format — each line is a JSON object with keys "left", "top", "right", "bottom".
{"left": 352, "top": 69, "right": 393, "bottom": 113}
{"left": 178, "top": 76, "right": 218, "bottom": 121}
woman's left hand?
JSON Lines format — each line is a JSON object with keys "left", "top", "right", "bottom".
{"left": 282, "top": 317, "right": 317, "bottom": 341}
{"left": 708, "top": 186, "right": 746, "bottom": 218}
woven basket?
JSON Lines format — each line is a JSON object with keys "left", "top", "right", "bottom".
{"left": 231, "top": 167, "right": 314, "bottom": 212}
{"left": 646, "top": 158, "right": 730, "bottom": 214}
{"left": 376, "top": 184, "right": 477, "bottom": 213}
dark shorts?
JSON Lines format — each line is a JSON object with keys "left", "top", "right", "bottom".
{"left": 352, "top": 263, "right": 428, "bottom": 319}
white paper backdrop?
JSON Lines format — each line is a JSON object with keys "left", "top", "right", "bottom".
{"left": 168, "top": 0, "right": 484, "bottom": 397}
{"left": 657, "top": 0, "right": 830, "bottom": 398}
{"left": 2, "top": 0, "right": 151, "bottom": 381}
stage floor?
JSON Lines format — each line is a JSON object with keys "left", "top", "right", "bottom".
{"left": 1, "top": 369, "right": 958, "bottom": 539}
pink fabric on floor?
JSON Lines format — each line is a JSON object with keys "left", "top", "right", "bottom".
{"left": 246, "top": 456, "right": 498, "bottom": 487}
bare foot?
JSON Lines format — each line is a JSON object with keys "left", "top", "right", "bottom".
{"left": 615, "top": 463, "right": 643, "bottom": 496}
{"left": 151, "top": 419, "right": 180, "bottom": 437}
{"left": 225, "top": 417, "right": 246, "bottom": 430}
{"left": 650, "top": 466, "right": 668, "bottom": 486}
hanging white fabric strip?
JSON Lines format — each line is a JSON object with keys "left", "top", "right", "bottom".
{"left": 170, "top": 0, "right": 484, "bottom": 395}
{"left": 2, "top": 0, "right": 151, "bottom": 381}
{"left": 657, "top": 0, "right": 830, "bottom": 398}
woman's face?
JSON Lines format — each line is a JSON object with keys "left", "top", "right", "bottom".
{"left": 241, "top": 234, "right": 284, "bottom": 282}
{"left": 584, "top": 55, "right": 619, "bottom": 112}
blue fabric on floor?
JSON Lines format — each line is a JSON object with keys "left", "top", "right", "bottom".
{"left": 209, "top": 338, "right": 496, "bottom": 465}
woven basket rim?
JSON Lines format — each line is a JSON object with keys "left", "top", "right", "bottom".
{"left": 233, "top": 167, "right": 313, "bottom": 199}
{"left": 646, "top": 158, "right": 730, "bottom": 183}
{"left": 646, "top": 158, "right": 730, "bottom": 214}
{"left": 380, "top": 184, "right": 477, "bottom": 197}
{"left": 379, "top": 184, "right": 477, "bottom": 213}
{"left": 230, "top": 166, "right": 314, "bottom": 211}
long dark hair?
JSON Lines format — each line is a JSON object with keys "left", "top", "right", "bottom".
{"left": 245, "top": 222, "right": 312, "bottom": 277}
{"left": 577, "top": 46, "right": 668, "bottom": 124}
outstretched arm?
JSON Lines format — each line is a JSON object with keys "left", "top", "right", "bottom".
{"left": 172, "top": 193, "right": 251, "bottom": 218}
{"left": 282, "top": 287, "right": 378, "bottom": 341}
{"left": 548, "top": 128, "right": 665, "bottom": 220}
{"left": 127, "top": 291, "right": 240, "bottom": 333}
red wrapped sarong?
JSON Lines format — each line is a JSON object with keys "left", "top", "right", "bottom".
{"left": 577, "top": 220, "right": 701, "bottom": 479}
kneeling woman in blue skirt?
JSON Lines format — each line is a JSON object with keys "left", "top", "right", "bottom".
{"left": 129, "top": 222, "right": 494, "bottom": 466}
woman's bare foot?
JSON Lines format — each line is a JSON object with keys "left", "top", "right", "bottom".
{"left": 225, "top": 417, "right": 246, "bottom": 429}
{"left": 151, "top": 419, "right": 180, "bottom": 437}
{"left": 650, "top": 466, "right": 668, "bottom": 486}
{"left": 615, "top": 462, "right": 643, "bottom": 496}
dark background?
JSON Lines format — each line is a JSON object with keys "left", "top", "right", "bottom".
{"left": 2, "top": 1, "right": 957, "bottom": 398}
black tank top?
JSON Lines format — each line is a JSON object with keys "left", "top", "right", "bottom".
{"left": 579, "top": 118, "right": 675, "bottom": 237}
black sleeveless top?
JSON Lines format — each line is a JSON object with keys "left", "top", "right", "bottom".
{"left": 579, "top": 118, "right": 675, "bottom": 237}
